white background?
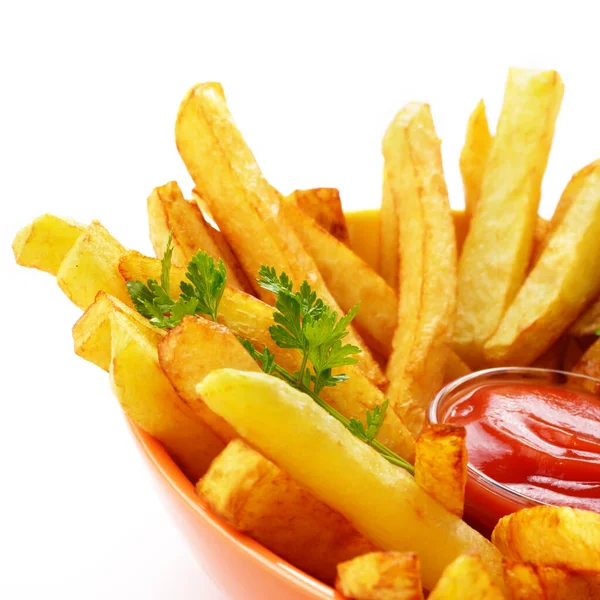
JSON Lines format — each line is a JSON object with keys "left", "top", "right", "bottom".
{"left": 2, "top": 1, "right": 600, "bottom": 598}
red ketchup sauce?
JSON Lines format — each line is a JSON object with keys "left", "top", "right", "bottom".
{"left": 444, "top": 382, "right": 600, "bottom": 533}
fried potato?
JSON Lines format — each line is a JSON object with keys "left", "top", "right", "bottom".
{"left": 335, "top": 552, "right": 424, "bottom": 600}
{"left": 199, "top": 439, "right": 376, "bottom": 584}
{"left": 198, "top": 369, "right": 503, "bottom": 591}
{"left": 12, "top": 214, "right": 85, "bottom": 275}
{"left": 492, "top": 506, "right": 600, "bottom": 571}
{"left": 286, "top": 188, "right": 350, "bottom": 245}
{"left": 503, "top": 560, "right": 600, "bottom": 600}
{"left": 72, "top": 292, "right": 224, "bottom": 480}
{"left": 383, "top": 102, "right": 457, "bottom": 437}
{"left": 176, "top": 82, "right": 385, "bottom": 386}
{"left": 120, "top": 251, "right": 415, "bottom": 461}
{"left": 485, "top": 160, "right": 600, "bottom": 365}
{"left": 460, "top": 100, "right": 493, "bottom": 220}
{"left": 147, "top": 181, "right": 251, "bottom": 291}
{"left": 379, "top": 172, "right": 399, "bottom": 290}
{"left": 346, "top": 209, "right": 381, "bottom": 273}
{"left": 455, "top": 69, "right": 564, "bottom": 367}
{"left": 415, "top": 424, "right": 467, "bottom": 517}
{"left": 428, "top": 555, "right": 504, "bottom": 600}
{"left": 281, "top": 200, "right": 397, "bottom": 356}
{"left": 444, "top": 350, "right": 471, "bottom": 384}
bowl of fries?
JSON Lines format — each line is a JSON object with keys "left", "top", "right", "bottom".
{"left": 12, "top": 67, "right": 600, "bottom": 599}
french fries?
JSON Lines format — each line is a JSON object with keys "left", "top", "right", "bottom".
{"left": 443, "top": 350, "right": 471, "bottom": 384}
{"left": 281, "top": 200, "right": 397, "bottom": 356}
{"left": 415, "top": 424, "right": 467, "bottom": 517}
{"left": 198, "top": 369, "right": 503, "bottom": 592}
{"left": 382, "top": 102, "right": 457, "bottom": 437}
{"left": 147, "top": 181, "right": 252, "bottom": 291}
{"left": 455, "top": 68, "right": 564, "bottom": 367}
{"left": 428, "top": 555, "right": 504, "bottom": 600}
{"left": 199, "top": 439, "right": 377, "bottom": 584}
{"left": 346, "top": 209, "right": 381, "bottom": 273}
{"left": 492, "top": 506, "right": 600, "bottom": 572}
{"left": 460, "top": 100, "right": 493, "bottom": 220}
{"left": 379, "top": 172, "right": 399, "bottom": 290}
{"left": 73, "top": 293, "right": 224, "bottom": 480}
{"left": 485, "top": 160, "right": 600, "bottom": 365}
{"left": 12, "top": 214, "right": 85, "bottom": 275}
{"left": 119, "top": 252, "right": 416, "bottom": 461}
{"left": 286, "top": 188, "right": 350, "bottom": 245}
{"left": 335, "top": 552, "right": 424, "bottom": 600}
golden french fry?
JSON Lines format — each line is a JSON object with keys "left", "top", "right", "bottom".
{"left": 286, "top": 188, "right": 350, "bottom": 245}
{"left": 335, "top": 552, "right": 424, "bottom": 600}
{"left": 444, "top": 351, "right": 471, "bottom": 384}
{"left": 199, "top": 439, "right": 376, "bottom": 584}
{"left": 120, "top": 251, "right": 415, "bottom": 462}
{"left": 455, "top": 69, "right": 564, "bottom": 367}
{"left": 175, "top": 82, "right": 385, "bottom": 386}
{"left": 415, "top": 424, "right": 467, "bottom": 517}
{"left": 346, "top": 209, "right": 381, "bottom": 273}
{"left": 281, "top": 200, "right": 397, "bottom": 356}
{"left": 428, "top": 555, "right": 504, "bottom": 600}
{"left": 492, "top": 506, "right": 600, "bottom": 572}
{"left": 460, "top": 100, "right": 493, "bottom": 220}
{"left": 502, "top": 560, "right": 546, "bottom": 600}
{"left": 147, "top": 181, "right": 252, "bottom": 291}
{"left": 72, "top": 292, "right": 224, "bottom": 480}
{"left": 379, "top": 172, "right": 399, "bottom": 290}
{"left": 198, "top": 369, "right": 503, "bottom": 592}
{"left": 12, "top": 214, "right": 85, "bottom": 275}
{"left": 383, "top": 102, "right": 457, "bottom": 437}
{"left": 485, "top": 160, "right": 600, "bottom": 365}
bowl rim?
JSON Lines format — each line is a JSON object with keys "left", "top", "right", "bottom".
{"left": 428, "top": 366, "right": 600, "bottom": 508}
{"left": 129, "top": 420, "right": 340, "bottom": 599}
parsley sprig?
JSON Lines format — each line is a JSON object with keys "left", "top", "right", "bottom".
{"left": 127, "top": 239, "right": 414, "bottom": 474}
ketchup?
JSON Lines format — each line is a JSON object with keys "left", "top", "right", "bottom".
{"left": 444, "top": 382, "right": 600, "bottom": 532}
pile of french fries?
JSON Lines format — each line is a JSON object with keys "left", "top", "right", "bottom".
{"left": 12, "top": 68, "right": 600, "bottom": 599}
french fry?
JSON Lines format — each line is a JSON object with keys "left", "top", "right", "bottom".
{"left": 428, "top": 555, "right": 504, "bottom": 600}
{"left": 72, "top": 292, "right": 224, "bottom": 480}
{"left": 346, "top": 209, "right": 381, "bottom": 273}
{"left": 379, "top": 172, "right": 399, "bottom": 290}
{"left": 460, "top": 100, "right": 493, "bottom": 220}
{"left": 502, "top": 561, "right": 546, "bottom": 600}
{"left": 485, "top": 160, "right": 600, "bottom": 366}
{"left": 383, "top": 102, "right": 457, "bottom": 437}
{"left": 199, "top": 439, "right": 377, "bottom": 584}
{"left": 12, "top": 214, "right": 85, "bottom": 275}
{"left": 286, "top": 188, "right": 350, "bottom": 245}
{"left": 120, "top": 251, "right": 415, "bottom": 461}
{"left": 415, "top": 424, "right": 467, "bottom": 517}
{"left": 443, "top": 351, "right": 471, "bottom": 384}
{"left": 455, "top": 69, "right": 564, "bottom": 367}
{"left": 197, "top": 369, "right": 504, "bottom": 591}
{"left": 492, "top": 506, "right": 600, "bottom": 572}
{"left": 335, "top": 552, "right": 424, "bottom": 600}
{"left": 281, "top": 200, "right": 397, "bottom": 356}
{"left": 147, "top": 181, "right": 252, "bottom": 291}
{"left": 175, "top": 82, "right": 385, "bottom": 386}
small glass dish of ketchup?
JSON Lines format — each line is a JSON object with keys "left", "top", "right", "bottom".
{"left": 428, "top": 367, "right": 600, "bottom": 537}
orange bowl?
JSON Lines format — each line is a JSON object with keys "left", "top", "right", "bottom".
{"left": 130, "top": 421, "right": 343, "bottom": 599}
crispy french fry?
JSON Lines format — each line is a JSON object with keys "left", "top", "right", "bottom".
{"left": 147, "top": 181, "right": 252, "bottom": 291}
{"left": 335, "top": 552, "right": 424, "bottom": 600}
{"left": 197, "top": 369, "right": 503, "bottom": 592}
{"left": 502, "top": 561, "right": 546, "bottom": 600}
{"left": 346, "top": 209, "right": 381, "bottom": 273}
{"left": 12, "top": 214, "right": 85, "bottom": 275}
{"left": 176, "top": 82, "right": 385, "bottom": 386}
{"left": 281, "top": 200, "right": 397, "bottom": 356}
{"left": 72, "top": 292, "right": 224, "bottom": 480}
{"left": 120, "top": 251, "right": 415, "bottom": 462}
{"left": 415, "top": 424, "right": 467, "bottom": 517}
{"left": 460, "top": 100, "right": 493, "bottom": 220}
{"left": 455, "top": 69, "right": 564, "bottom": 367}
{"left": 444, "top": 351, "right": 471, "bottom": 384}
{"left": 199, "top": 439, "right": 376, "bottom": 584}
{"left": 379, "top": 172, "right": 398, "bottom": 290}
{"left": 286, "top": 188, "right": 350, "bottom": 245}
{"left": 492, "top": 506, "right": 600, "bottom": 572}
{"left": 485, "top": 160, "right": 600, "bottom": 365}
{"left": 383, "top": 102, "right": 457, "bottom": 437}
{"left": 428, "top": 555, "right": 504, "bottom": 600}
